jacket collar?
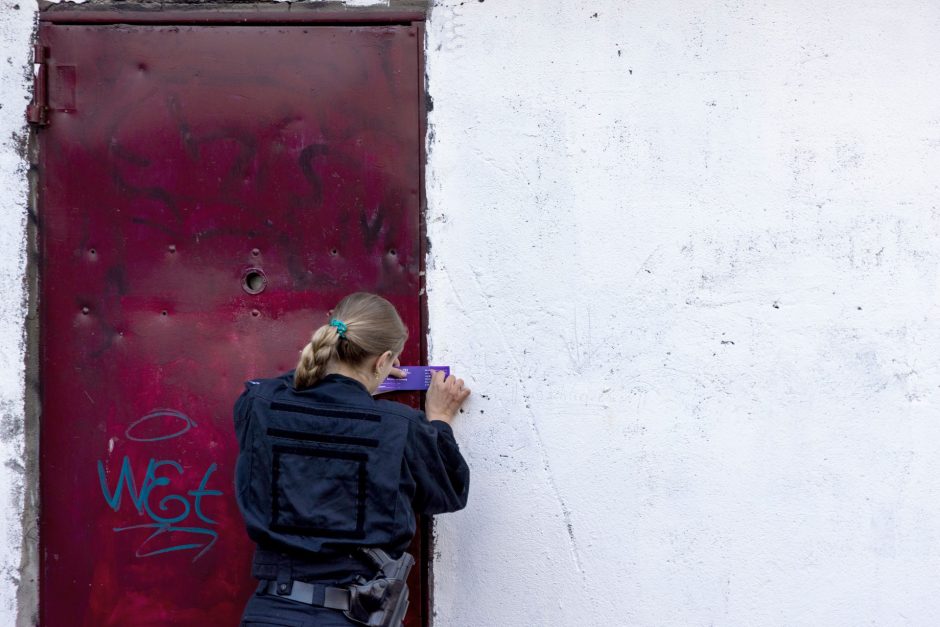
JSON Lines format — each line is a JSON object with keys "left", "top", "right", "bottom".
{"left": 318, "top": 372, "right": 372, "bottom": 396}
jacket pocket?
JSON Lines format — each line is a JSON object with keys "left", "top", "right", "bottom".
{"left": 270, "top": 444, "right": 368, "bottom": 539}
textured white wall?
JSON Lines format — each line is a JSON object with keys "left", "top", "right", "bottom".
{"left": 0, "top": 1, "right": 35, "bottom": 625}
{"left": 426, "top": 1, "right": 940, "bottom": 625}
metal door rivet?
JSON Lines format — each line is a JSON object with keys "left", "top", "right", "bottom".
{"left": 388, "top": 249, "right": 397, "bottom": 256}
{"left": 81, "top": 306, "right": 89, "bottom": 315}
{"left": 168, "top": 244, "right": 176, "bottom": 253}
{"left": 251, "top": 309, "right": 260, "bottom": 318}
{"left": 251, "top": 248, "right": 260, "bottom": 257}
{"left": 330, "top": 248, "right": 338, "bottom": 256}
{"left": 161, "top": 310, "right": 168, "bottom": 316}
{"left": 89, "top": 249, "right": 96, "bottom": 256}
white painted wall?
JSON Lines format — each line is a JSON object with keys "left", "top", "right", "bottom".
{"left": 0, "top": 1, "right": 36, "bottom": 625}
{"left": 425, "top": 1, "right": 940, "bottom": 625}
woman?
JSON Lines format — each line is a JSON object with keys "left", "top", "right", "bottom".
{"left": 234, "top": 292, "right": 471, "bottom": 626}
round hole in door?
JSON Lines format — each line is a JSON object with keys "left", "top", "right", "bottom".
{"left": 242, "top": 268, "right": 267, "bottom": 295}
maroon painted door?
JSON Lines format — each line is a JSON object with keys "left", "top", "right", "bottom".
{"left": 37, "top": 21, "right": 425, "bottom": 627}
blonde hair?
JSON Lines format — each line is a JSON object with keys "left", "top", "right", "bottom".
{"left": 294, "top": 292, "right": 409, "bottom": 389}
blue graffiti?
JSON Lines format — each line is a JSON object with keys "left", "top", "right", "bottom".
{"left": 125, "top": 409, "right": 196, "bottom": 442}
{"left": 98, "top": 456, "right": 222, "bottom": 561}
{"left": 99, "top": 409, "right": 222, "bottom": 561}
{"left": 111, "top": 523, "right": 219, "bottom": 559}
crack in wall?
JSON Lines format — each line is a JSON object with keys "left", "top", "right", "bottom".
{"left": 457, "top": 262, "right": 592, "bottom": 587}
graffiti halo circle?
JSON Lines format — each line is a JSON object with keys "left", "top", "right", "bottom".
{"left": 125, "top": 409, "right": 196, "bottom": 442}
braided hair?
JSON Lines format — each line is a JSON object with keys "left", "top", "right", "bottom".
{"left": 294, "top": 292, "right": 408, "bottom": 389}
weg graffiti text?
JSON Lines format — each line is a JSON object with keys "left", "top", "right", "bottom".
{"left": 97, "top": 409, "right": 222, "bottom": 561}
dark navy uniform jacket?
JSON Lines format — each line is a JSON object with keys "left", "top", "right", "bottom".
{"left": 233, "top": 371, "right": 469, "bottom": 581}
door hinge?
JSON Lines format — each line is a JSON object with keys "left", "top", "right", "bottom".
{"left": 27, "top": 44, "right": 49, "bottom": 127}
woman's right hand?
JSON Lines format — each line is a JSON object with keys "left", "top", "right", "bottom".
{"left": 425, "top": 369, "right": 471, "bottom": 425}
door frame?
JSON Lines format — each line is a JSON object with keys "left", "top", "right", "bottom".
{"left": 31, "top": 6, "right": 432, "bottom": 625}
{"left": 38, "top": 7, "right": 426, "bottom": 26}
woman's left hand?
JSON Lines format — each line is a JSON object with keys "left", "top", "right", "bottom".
{"left": 388, "top": 357, "right": 407, "bottom": 379}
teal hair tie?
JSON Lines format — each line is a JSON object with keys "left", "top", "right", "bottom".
{"left": 329, "top": 318, "right": 348, "bottom": 338}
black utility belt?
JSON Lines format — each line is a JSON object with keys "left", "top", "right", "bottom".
{"left": 261, "top": 579, "right": 350, "bottom": 610}
{"left": 260, "top": 548, "right": 415, "bottom": 627}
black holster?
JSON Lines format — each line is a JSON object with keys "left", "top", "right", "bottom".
{"left": 343, "top": 548, "right": 415, "bottom": 627}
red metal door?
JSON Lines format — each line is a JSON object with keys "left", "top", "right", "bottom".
{"left": 37, "top": 18, "right": 425, "bottom": 627}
